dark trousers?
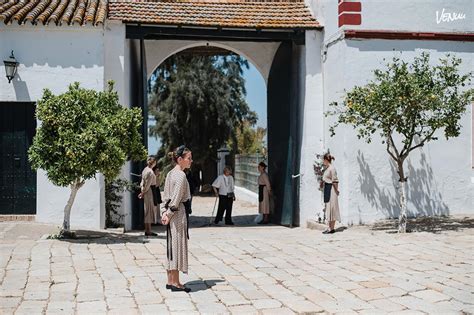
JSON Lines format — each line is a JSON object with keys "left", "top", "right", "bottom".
{"left": 215, "top": 195, "right": 233, "bottom": 224}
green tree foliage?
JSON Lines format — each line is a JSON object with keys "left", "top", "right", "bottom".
{"left": 229, "top": 120, "right": 267, "bottom": 155}
{"left": 28, "top": 82, "right": 147, "bottom": 235}
{"left": 148, "top": 54, "right": 257, "bottom": 166}
{"left": 327, "top": 53, "right": 473, "bottom": 233}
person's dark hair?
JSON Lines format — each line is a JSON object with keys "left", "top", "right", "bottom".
{"left": 323, "top": 153, "right": 335, "bottom": 163}
{"left": 258, "top": 162, "right": 267, "bottom": 169}
{"left": 146, "top": 155, "right": 156, "bottom": 166}
{"left": 168, "top": 145, "right": 191, "bottom": 163}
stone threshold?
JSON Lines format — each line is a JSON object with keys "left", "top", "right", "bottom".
{"left": 0, "top": 215, "right": 35, "bottom": 222}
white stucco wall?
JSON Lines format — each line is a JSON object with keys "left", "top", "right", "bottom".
{"left": 0, "top": 25, "right": 106, "bottom": 229}
{"left": 323, "top": 39, "right": 474, "bottom": 225}
{"left": 307, "top": 0, "right": 472, "bottom": 41}
{"left": 299, "top": 0, "right": 474, "bottom": 227}
{"left": 298, "top": 30, "right": 326, "bottom": 225}
{"left": 103, "top": 22, "right": 134, "bottom": 230}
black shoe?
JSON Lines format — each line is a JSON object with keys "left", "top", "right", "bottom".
{"left": 170, "top": 285, "right": 191, "bottom": 293}
{"left": 258, "top": 221, "right": 269, "bottom": 225}
{"left": 145, "top": 232, "right": 158, "bottom": 237}
{"left": 225, "top": 222, "right": 234, "bottom": 225}
{"left": 166, "top": 284, "right": 172, "bottom": 289}
{"left": 322, "top": 229, "right": 335, "bottom": 234}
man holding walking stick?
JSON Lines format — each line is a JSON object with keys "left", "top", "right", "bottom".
{"left": 212, "top": 166, "right": 236, "bottom": 225}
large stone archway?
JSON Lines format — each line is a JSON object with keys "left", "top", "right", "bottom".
{"left": 128, "top": 28, "right": 305, "bottom": 229}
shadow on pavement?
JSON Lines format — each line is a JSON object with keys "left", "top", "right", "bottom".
{"left": 57, "top": 229, "right": 165, "bottom": 244}
{"left": 188, "top": 215, "right": 272, "bottom": 228}
{"left": 371, "top": 216, "right": 474, "bottom": 234}
{"left": 185, "top": 279, "right": 225, "bottom": 292}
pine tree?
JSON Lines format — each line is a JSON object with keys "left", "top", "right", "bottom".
{"left": 149, "top": 53, "right": 257, "bottom": 173}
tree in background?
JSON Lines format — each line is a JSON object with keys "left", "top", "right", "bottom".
{"left": 29, "top": 82, "right": 147, "bottom": 237}
{"left": 228, "top": 120, "right": 267, "bottom": 155}
{"left": 327, "top": 53, "right": 473, "bottom": 233}
{"left": 149, "top": 53, "right": 257, "bottom": 182}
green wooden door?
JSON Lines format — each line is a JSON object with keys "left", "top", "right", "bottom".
{"left": 0, "top": 102, "right": 36, "bottom": 214}
{"left": 267, "top": 42, "right": 301, "bottom": 226}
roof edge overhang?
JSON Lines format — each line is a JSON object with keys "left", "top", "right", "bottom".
{"left": 125, "top": 24, "right": 321, "bottom": 44}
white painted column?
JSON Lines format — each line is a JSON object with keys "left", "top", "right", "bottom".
{"left": 298, "top": 30, "right": 325, "bottom": 226}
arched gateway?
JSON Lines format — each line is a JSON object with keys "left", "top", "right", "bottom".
{"left": 106, "top": 1, "right": 321, "bottom": 229}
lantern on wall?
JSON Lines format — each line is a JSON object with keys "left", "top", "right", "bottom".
{"left": 3, "top": 51, "right": 19, "bottom": 83}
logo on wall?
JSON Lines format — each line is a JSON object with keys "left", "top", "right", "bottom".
{"left": 338, "top": 0, "right": 362, "bottom": 27}
{"left": 436, "top": 8, "right": 466, "bottom": 24}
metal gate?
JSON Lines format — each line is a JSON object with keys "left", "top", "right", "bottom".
{"left": 0, "top": 102, "right": 36, "bottom": 214}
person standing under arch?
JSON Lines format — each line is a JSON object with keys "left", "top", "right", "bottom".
{"left": 139, "top": 156, "right": 158, "bottom": 236}
{"left": 161, "top": 146, "right": 193, "bottom": 292}
{"left": 212, "top": 166, "right": 236, "bottom": 225}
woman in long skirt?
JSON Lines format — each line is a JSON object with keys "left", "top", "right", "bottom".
{"left": 257, "top": 162, "right": 272, "bottom": 224}
{"left": 322, "top": 153, "right": 341, "bottom": 234}
{"left": 139, "top": 156, "right": 157, "bottom": 236}
{"left": 160, "top": 146, "right": 192, "bottom": 292}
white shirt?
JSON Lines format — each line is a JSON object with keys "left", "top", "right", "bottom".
{"left": 212, "top": 175, "right": 235, "bottom": 196}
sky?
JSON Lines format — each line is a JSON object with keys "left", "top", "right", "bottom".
{"left": 148, "top": 60, "right": 267, "bottom": 155}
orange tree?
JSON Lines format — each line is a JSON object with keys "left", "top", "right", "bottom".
{"left": 327, "top": 53, "right": 473, "bottom": 233}
{"left": 29, "top": 82, "right": 147, "bottom": 237}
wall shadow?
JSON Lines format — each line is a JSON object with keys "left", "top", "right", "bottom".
{"left": 357, "top": 150, "right": 450, "bottom": 221}
{"left": 357, "top": 151, "right": 399, "bottom": 219}
{"left": 371, "top": 216, "right": 474, "bottom": 234}
{"left": 405, "top": 151, "right": 449, "bottom": 217}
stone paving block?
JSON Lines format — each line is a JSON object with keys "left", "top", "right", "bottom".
{"left": 375, "top": 286, "right": 407, "bottom": 298}
{"left": 16, "top": 300, "right": 47, "bottom": 313}
{"left": 369, "top": 298, "right": 406, "bottom": 312}
{"left": 23, "top": 289, "right": 49, "bottom": 300}
{"left": 0, "top": 297, "right": 21, "bottom": 308}
{"left": 107, "top": 308, "right": 140, "bottom": 315}
{"left": 164, "top": 297, "right": 196, "bottom": 311}
{"left": 387, "top": 310, "right": 426, "bottom": 315}
{"left": 284, "top": 300, "right": 324, "bottom": 313}
{"left": 1, "top": 308, "right": 15, "bottom": 315}
{"left": 195, "top": 302, "right": 229, "bottom": 314}
{"left": 215, "top": 291, "right": 250, "bottom": 307}
{"left": 139, "top": 303, "right": 169, "bottom": 314}
{"left": 134, "top": 290, "right": 163, "bottom": 305}
{"left": 76, "top": 301, "right": 107, "bottom": 314}
{"left": 389, "top": 295, "right": 452, "bottom": 314}
{"left": 189, "top": 290, "right": 219, "bottom": 304}
{"left": 390, "top": 279, "right": 426, "bottom": 292}
{"left": 410, "top": 289, "right": 450, "bottom": 303}
{"left": 359, "top": 280, "right": 390, "bottom": 289}
{"left": 252, "top": 298, "right": 282, "bottom": 310}
{"left": 435, "top": 299, "right": 467, "bottom": 311}
{"left": 351, "top": 288, "right": 384, "bottom": 301}
{"left": 106, "top": 297, "right": 137, "bottom": 309}
{"left": 227, "top": 304, "right": 258, "bottom": 314}
{"left": 76, "top": 291, "right": 104, "bottom": 302}
{"left": 46, "top": 301, "right": 75, "bottom": 311}
{"left": 259, "top": 307, "right": 296, "bottom": 315}
{"left": 334, "top": 280, "right": 364, "bottom": 291}
{"left": 240, "top": 289, "right": 270, "bottom": 300}
{"left": 49, "top": 292, "right": 76, "bottom": 303}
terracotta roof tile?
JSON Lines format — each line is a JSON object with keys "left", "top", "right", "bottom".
{"left": 0, "top": 0, "right": 106, "bottom": 25}
{"left": 108, "top": 1, "right": 320, "bottom": 29}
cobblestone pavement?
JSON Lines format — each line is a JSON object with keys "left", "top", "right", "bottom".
{"left": 1, "top": 197, "right": 473, "bottom": 314}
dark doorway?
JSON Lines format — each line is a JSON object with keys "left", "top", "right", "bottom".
{"left": 0, "top": 102, "right": 37, "bottom": 214}
{"left": 267, "top": 42, "right": 301, "bottom": 226}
